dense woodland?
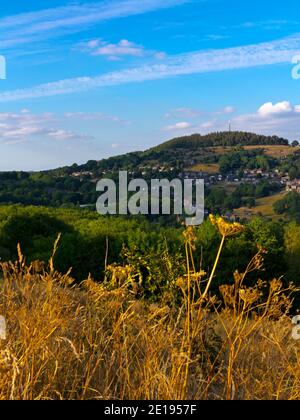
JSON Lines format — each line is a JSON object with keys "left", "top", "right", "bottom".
{"left": 0, "top": 205, "right": 299, "bottom": 303}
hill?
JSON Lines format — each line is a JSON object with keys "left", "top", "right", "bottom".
{"left": 43, "top": 131, "right": 293, "bottom": 178}
{"left": 0, "top": 131, "right": 299, "bottom": 213}
{"left": 150, "top": 131, "right": 289, "bottom": 152}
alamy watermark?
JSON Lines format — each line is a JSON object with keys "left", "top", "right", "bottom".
{"left": 0, "top": 55, "right": 6, "bottom": 80}
{"left": 292, "top": 315, "right": 300, "bottom": 340}
{"left": 96, "top": 171, "right": 204, "bottom": 226}
{"left": 292, "top": 55, "right": 300, "bottom": 80}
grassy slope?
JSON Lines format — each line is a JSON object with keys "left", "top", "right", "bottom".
{"left": 188, "top": 163, "right": 220, "bottom": 173}
{"left": 209, "top": 145, "right": 300, "bottom": 158}
{"left": 234, "top": 191, "right": 288, "bottom": 219}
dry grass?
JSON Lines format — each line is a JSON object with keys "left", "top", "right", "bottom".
{"left": 187, "top": 164, "right": 220, "bottom": 174}
{"left": 243, "top": 145, "right": 300, "bottom": 158}
{"left": 209, "top": 145, "right": 300, "bottom": 158}
{"left": 0, "top": 225, "right": 300, "bottom": 400}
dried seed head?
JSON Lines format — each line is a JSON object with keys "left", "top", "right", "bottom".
{"left": 209, "top": 215, "right": 244, "bottom": 237}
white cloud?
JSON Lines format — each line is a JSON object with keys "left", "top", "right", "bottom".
{"left": 1, "top": 34, "right": 300, "bottom": 102}
{"left": 164, "top": 121, "right": 192, "bottom": 131}
{"left": 223, "top": 106, "right": 235, "bottom": 114}
{"left": 200, "top": 120, "right": 218, "bottom": 129}
{"left": 87, "top": 39, "right": 144, "bottom": 59}
{"left": 213, "top": 105, "right": 235, "bottom": 115}
{"left": 47, "top": 129, "right": 88, "bottom": 141}
{"left": 0, "top": 111, "right": 91, "bottom": 144}
{"left": 79, "top": 38, "right": 166, "bottom": 61}
{"left": 233, "top": 101, "right": 300, "bottom": 136}
{"left": 190, "top": 101, "right": 300, "bottom": 140}
{"left": 257, "top": 101, "right": 295, "bottom": 116}
{"left": 0, "top": 110, "right": 129, "bottom": 144}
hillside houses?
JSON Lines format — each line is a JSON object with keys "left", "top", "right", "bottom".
{"left": 286, "top": 179, "right": 300, "bottom": 193}
{"left": 180, "top": 168, "right": 290, "bottom": 187}
{"left": 70, "top": 164, "right": 294, "bottom": 193}
{"left": 71, "top": 171, "right": 93, "bottom": 178}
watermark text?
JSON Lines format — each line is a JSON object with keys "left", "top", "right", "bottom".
{"left": 96, "top": 171, "right": 204, "bottom": 226}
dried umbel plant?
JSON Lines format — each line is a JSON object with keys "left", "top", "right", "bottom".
{"left": 209, "top": 215, "right": 244, "bottom": 238}
{"left": 201, "top": 216, "right": 245, "bottom": 301}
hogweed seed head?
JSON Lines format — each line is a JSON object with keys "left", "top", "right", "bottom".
{"left": 209, "top": 215, "right": 244, "bottom": 237}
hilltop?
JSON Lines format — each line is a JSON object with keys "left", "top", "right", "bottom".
{"left": 67, "top": 131, "right": 292, "bottom": 175}
{"left": 0, "top": 131, "right": 299, "bottom": 218}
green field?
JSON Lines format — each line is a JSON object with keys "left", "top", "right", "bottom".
{"left": 234, "top": 190, "right": 288, "bottom": 219}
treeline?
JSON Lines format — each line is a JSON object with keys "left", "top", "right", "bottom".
{"left": 280, "top": 152, "right": 300, "bottom": 179}
{"left": 0, "top": 172, "right": 97, "bottom": 206}
{"left": 153, "top": 131, "right": 289, "bottom": 152}
{"left": 274, "top": 192, "right": 300, "bottom": 223}
{"left": 218, "top": 149, "right": 277, "bottom": 174}
{"left": 0, "top": 170, "right": 282, "bottom": 217}
{"left": 0, "top": 205, "right": 299, "bottom": 300}
{"left": 0, "top": 206, "right": 181, "bottom": 283}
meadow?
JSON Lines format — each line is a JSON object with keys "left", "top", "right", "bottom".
{"left": 0, "top": 216, "right": 300, "bottom": 400}
{"left": 234, "top": 191, "right": 288, "bottom": 220}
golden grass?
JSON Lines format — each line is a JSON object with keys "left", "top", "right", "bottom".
{"left": 209, "top": 146, "right": 232, "bottom": 155}
{"left": 187, "top": 163, "right": 220, "bottom": 174}
{"left": 0, "top": 225, "right": 300, "bottom": 400}
{"left": 243, "top": 145, "right": 300, "bottom": 158}
{"left": 209, "top": 145, "right": 300, "bottom": 158}
{"left": 234, "top": 191, "right": 288, "bottom": 219}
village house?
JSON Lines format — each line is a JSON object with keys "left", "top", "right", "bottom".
{"left": 286, "top": 179, "right": 300, "bottom": 193}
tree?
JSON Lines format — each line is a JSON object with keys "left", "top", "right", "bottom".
{"left": 274, "top": 192, "right": 300, "bottom": 222}
{"left": 292, "top": 140, "right": 299, "bottom": 147}
{"left": 284, "top": 222, "right": 300, "bottom": 283}
{"left": 289, "top": 167, "right": 299, "bottom": 180}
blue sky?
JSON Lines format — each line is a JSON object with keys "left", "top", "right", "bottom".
{"left": 0, "top": 0, "right": 300, "bottom": 170}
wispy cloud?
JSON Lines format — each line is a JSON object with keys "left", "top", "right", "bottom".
{"left": 0, "top": 109, "right": 130, "bottom": 144}
{"left": 165, "top": 105, "right": 235, "bottom": 119}
{"left": 214, "top": 105, "right": 235, "bottom": 115}
{"left": 239, "top": 20, "right": 300, "bottom": 31}
{"left": 0, "top": 0, "right": 188, "bottom": 50}
{"left": 0, "top": 111, "right": 90, "bottom": 144}
{"left": 165, "top": 107, "right": 203, "bottom": 118}
{"left": 82, "top": 39, "right": 144, "bottom": 60}
{"left": 64, "top": 111, "right": 130, "bottom": 125}
{"left": 204, "top": 34, "right": 230, "bottom": 41}
{"left": 79, "top": 38, "right": 166, "bottom": 61}
{"left": 164, "top": 121, "right": 192, "bottom": 131}
{"left": 1, "top": 34, "right": 300, "bottom": 103}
